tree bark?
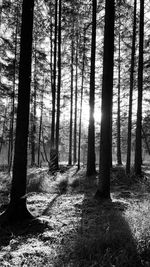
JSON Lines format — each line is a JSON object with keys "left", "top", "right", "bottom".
{"left": 78, "top": 28, "right": 86, "bottom": 170}
{"left": 117, "top": 8, "right": 122, "bottom": 166}
{"left": 0, "top": 0, "right": 35, "bottom": 224}
{"left": 126, "top": 0, "right": 137, "bottom": 174}
{"left": 95, "top": 0, "right": 115, "bottom": 200}
{"left": 86, "top": 0, "right": 97, "bottom": 176}
{"left": 134, "top": 0, "right": 144, "bottom": 176}
{"left": 55, "top": 0, "right": 61, "bottom": 170}
{"left": 68, "top": 36, "right": 74, "bottom": 166}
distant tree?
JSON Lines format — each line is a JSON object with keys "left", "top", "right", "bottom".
{"left": 78, "top": 28, "right": 86, "bottom": 170}
{"left": 95, "top": 0, "right": 115, "bottom": 200}
{"left": 55, "top": 0, "right": 62, "bottom": 169}
{"left": 68, "top": 35, "right": 74, "bottom": 166}
{"left": 0, "top": 0, "right": 35, "bottom": 223}
{"left": 134, "top": 0, "right": 144, "bottom": 175}
{"left": 126, "top": 0, "right": 137, "bottom": 174}
{"left": 86, "top": 0, "right": 97, "bottom": 176}
{"left": 50, "top": 0, "right": 58, "bottom": 169}
{"left": 74, "top": 30, "right": 78, "bottom": 164}
{"left": 116, "top": 1, "right": 122, "bottom": 166}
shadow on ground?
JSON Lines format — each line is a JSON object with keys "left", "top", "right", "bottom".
{"left": 54, "top": 184, "right": 143, "bottom": 267}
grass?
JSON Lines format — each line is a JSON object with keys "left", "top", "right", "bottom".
{"left": 0, "top": 165, "right": 150, "bottom": 266}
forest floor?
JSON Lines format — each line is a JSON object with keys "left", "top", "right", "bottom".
{"left": 0, "top": 165, "right": 150, "bottom": 266}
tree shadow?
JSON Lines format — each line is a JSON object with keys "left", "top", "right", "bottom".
{"left": 54, "top": 189, "right": 143, "bottom": 267}
{"left": 0, "top": 216, "right": 51, "bottom": 248}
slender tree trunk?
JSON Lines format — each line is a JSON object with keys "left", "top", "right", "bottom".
{"left": 8, "top": 3, "right": 19, "bottom": 172}
{"left": 126, "top": 0, "right": 137, "bottom": 174}
{"left": 142, "top": 127, "right": 150, "bottom": 156}
{"left": 68, "top": 37, "right": 74, "bottom": 166}
{"left": 95, "top": 0, "right": 115, "bottom": 200}
{"left": 78, "top": 29, "right": 86, "bottom": 170}
{"left": 55, "top": 0, "right": 61, "bottom": 170}
{"left": 0, "top": 0, "right": 35, "bottom": 224}
{"left": 134, "top": 0, "right": 144, "bottom": 175}
{"left": 31, "top": 45, "right": 37, "bottom": 166}
{"left": 74, "top": 31, "right": 78, "bottom": 164}
{"left": 0, "top": 104, "right": 7, "bottom": 154}
{"left": 117, "top": 14, "right": 122, "bottom": 166}
{"left": 86, "top": 0, "right": 96, "bottom": 176}
{"left": 50, "top": 0, "right": 57, "bottom": 155}
{"left": 38, "top": 76, "right": 45, "bottom": 167}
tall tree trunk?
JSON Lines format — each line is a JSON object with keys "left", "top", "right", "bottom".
{"left": 55, "top": 0, "right": 61, "bottom": 170}
{"left": 31, "top": 45, "right": 37, "bottom": 166}
{"left": 8, "top": 3, "right": 19, "bottom": 172}
{"left": 74, "top": 31, "right": 78, "bottom": 164}
{"left": 117, "top": 10, "right": 122, "bottom": 166}
{"left": 38, "top": 77, "right": 44, "bottom": 167}
{"left": 78, "top": 28, "right": 86, "bottom": 170}
{"left": 0, "top": 0, "right": 35, "bottom": 224}
{"left": 95, "top": 0, "right": 115, "bottom": 200}
{"left": 134, "top": 0, "right": 144, "bottom": 175}
{"left": 50, "top": 0, "right": 57, "bottom": 156}
{"left": 126, "top": 0, "right": 137, "bottom": 174}
{"left": 0, "top": 104, "right": 7, "bottom": 154}
{"left": 68, "top": 37, "right": 74, "bottom": 166}
{"left": 86, "top": 0, "right": 97, "bottom": 176}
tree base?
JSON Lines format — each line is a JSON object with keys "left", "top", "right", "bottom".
{"left": 94, "top": 189, "right": 111, "bottom": 202}
{"left": 0, "top": 201, "right": 34, "bottom": 226}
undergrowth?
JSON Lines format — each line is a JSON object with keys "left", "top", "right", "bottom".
{"left": 0, "top": 165, "right": 150, "bottom": 266}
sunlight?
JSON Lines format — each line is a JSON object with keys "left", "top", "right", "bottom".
{"left": 82, "top": 102, "right": 101, "bottom": 126}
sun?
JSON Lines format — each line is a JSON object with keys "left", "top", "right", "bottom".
{"left": 82, "top": 102, "right": 101, "bottom": 125}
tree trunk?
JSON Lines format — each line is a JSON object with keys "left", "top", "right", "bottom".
{"left": 0, "top": 0, "right": 35, "bottom": 224}
{"left": 78, "top": 28, "right": 86, "bottom": 170}
{"left": 8, "top": 3, "right": 19, "bottom": 172}
{"left": 95, "top": 0, "right": 115, "bottom": 200}
{"left": 126, "top": 0, "right": 137, "bottom": 174}
{"left": 117, "top": 9, "right": 122, "bottom": 166}
{"left": 38, "top": 76, "right": 45, "bottom": 167}
{"left": 74, "top": 31, "right": 78, "bottom": 164}
{"left": 134, "top": 0, "right": 144, "bottom": 175}
{"left": 31, "top": 45, "right": 37, "bottom": 167}
{"left": 50, "top": 0, "right": 57, "bottom": 157}
{"left": 86, "top": 0, "right": 96, "bottom": 176}
{"left": 68, "top": 37, "right": 74, "bottom": 166}
{"left": 55, "top": 0, "right": 61, "bottom": 170}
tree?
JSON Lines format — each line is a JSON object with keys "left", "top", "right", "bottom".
{"left": 95, "top": 0, "right": 115, "bottom": 200}
{"left": 126, "top": 0, "right": 137, "bottom": 174}
{"left": 0, "top": 0, "right": 35, "bottom": 223}
{"left": 86, "top": 0, "right": 97, "bottom": 176}
{"left": 116, "top": 1, "right": 122, "bottom": 166}
{"left": 134, "top": 0, "right": 144, "bottom": 175}
{"left": 55, "top": 0, "right": 62, "bottom": 169}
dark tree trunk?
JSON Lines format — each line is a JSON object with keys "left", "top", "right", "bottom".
{"left": 126, "top": 0, "right": 137, "bottom": 174}
{"left": 8, "top": 3, "right": 19, "bottom": 172}
{"left": 55, "top": 0, "right": 61, "bottom": 170}
{"left": 95, "top": 0, "right": 115, "bottom": 200}
{"left": 38, "top": 77, "right": 44, "bottom": 167}
{"left": 117, "top": 13, "right": 122, "bottom": 166}
{"left": 50, "top": 0, "right": 58, "bottom": 166}
{"left": 134, "top": 0, "right": 144, "bottom": 175}
{"left": 68, "top": 37, "right": 74, "bottom": 166}
{"left": 31, "top": 45, "right": 37, "bottom": 167}
{"left": 78, "top": 28, "right": 86, "bottom": 170}
{"left": 86, "top": 0, "right": 96, "bottom": 176}
{"left": 0, "top": 0, "right": 35, "bottom": 224}
{"left": 74, "top": 31, "right": 78, "bottom": 164}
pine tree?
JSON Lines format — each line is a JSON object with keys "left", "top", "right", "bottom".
{"left": 86, "top": 0, "right": 97, "bottom": 176}
{"left": 0, "top": 0, "right": 35, "bottom": 223}
{"left": 95, "top": 0, "right": 115, "bottom": 200}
